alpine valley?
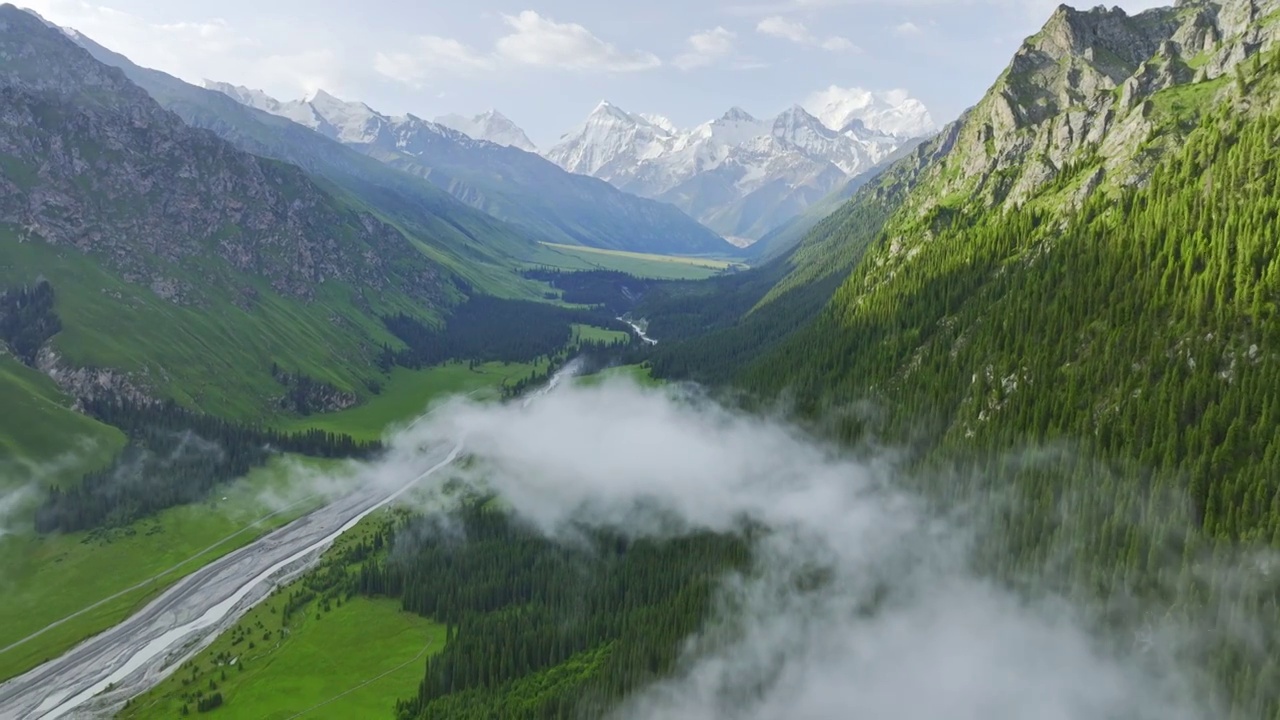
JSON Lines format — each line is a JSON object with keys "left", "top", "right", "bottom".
{"left": 4, "top": 1, "right": 1280, "bottom": 719}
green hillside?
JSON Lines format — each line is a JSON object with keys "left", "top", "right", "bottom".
{"left": 646, "top": 5, "right": 1280, "bottom": 717}
{"left": 70, "top": 37, "right": 550, "bottom": 301}
{"left": 0, "top": 354, "right": 124, "bottom": 489}
{"left": 0, "top": 231, "right": 421, "bottom": 421}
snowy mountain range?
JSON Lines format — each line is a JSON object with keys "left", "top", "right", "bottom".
{"left": 205, "top": 78, "right": 935, "bottom": 247}
{"left": 202, "top": 82, "right": 731, "bottom": 255}
{"left": 435, "top": 110, "right": 538, "bottom": 153}
{"left": 545, "top": 93, "right": 936, "bottom": 242}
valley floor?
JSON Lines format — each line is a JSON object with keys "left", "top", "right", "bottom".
{"left": 0, "top": 361, "right": 540, "bottom": 685}
{"left": 0, "top": 458, "right": 328, "bottom": 683}
{"left": 119, "top": 517, "right": 448, "bottom": 720}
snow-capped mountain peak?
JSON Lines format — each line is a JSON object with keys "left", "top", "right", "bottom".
{"left": 547, "top": 91, "right": 933, "bottom": 241}
{"left": 803, "top": 86, "right": 936, "bottom": 139}
{"left": 639, "top": 114, "right": 679, "bottom": 134}
{"left": 772, "top": 105, "right": 827, "bottom": 136}
{"left": 206, "top": 82, "right": 445, "bottom": 150}
{"left": 296, "top": 89, "right": 386, "bottom": 144}
{"left": 202, "top": 81, "right": 281, "bottom": 112}
{"left": 435, "top": 109, "right": 537, "bottom": 152}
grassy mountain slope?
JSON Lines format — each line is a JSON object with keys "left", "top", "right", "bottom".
{"left": 360, "top": 124, "right": 734, "bottom": 257}
{"left": 66, "top": 34, "right": 551, "bottom": 300}
{"left": 746, "top": 137, "right": 928, "bottom": 262}
{"left": 0, "top": 7, "right": 451, "bottom": 418}
{"left": 0, "top": 354, "right": 123, "bottom": 488}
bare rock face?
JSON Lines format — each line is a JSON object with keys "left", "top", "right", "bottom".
{"left": 36, "top": 346, "right": 155, "bottom": 410}
{"left": 904, "top": 0, "right": 1280, "bottom": 215}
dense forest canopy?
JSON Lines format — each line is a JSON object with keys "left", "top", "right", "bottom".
{"left": 35, "top": 399, "right": 380, "bottom": 533}
{"left": 381, "top": 296, "right": 630, "bottom": 369}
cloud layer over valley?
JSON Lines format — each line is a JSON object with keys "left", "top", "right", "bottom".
{"left": 348, "top": 377, "right": 1243, "bottom": 720}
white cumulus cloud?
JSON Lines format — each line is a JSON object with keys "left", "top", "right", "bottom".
{"left": 495, "top": 10, "right": 661, "bottom": 72}
{"left": 756, "top": 16, "right": 857, "bottom": 53}
{"left": 674, "top": 27, "right": 737, "bottom": 70}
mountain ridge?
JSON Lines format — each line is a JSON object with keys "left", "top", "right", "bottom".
{"left": 639, "top": 11, "right": 1280, "bottom": 718}
{"left": 545, "top": 94, "right": 931, "bottom": 242}
{"left": 203, "top": 83, "right": 732, "bottom": 256}
{"left": 434, "top": 109, "right": 538, "bottom": 152}
{"left": 0, "top": 5, "right": 458, "bottom": 417}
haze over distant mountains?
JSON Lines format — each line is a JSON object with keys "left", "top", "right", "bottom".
{"left": 426, "top": 89, "right": 935, "bottom": 244}
{"left": 434, "top": 111, "right": 538, "bottom": 153}
{"left": 544, "top": 95, "right": 934, "bottom": 242}
{"left": 200, "top": 82, "right": 732, "bottom": 255}
{"left": 207, "top": 76, "right": 933, "bottom": 247}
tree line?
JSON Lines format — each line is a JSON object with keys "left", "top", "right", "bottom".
{"left": 355, "top": 504, "right": 751, "bottom": 720}
{"left": 35, "top": 398, "right": 380, "bottom": 533}
{"left": 521, "top": 268, "right": 657, "bottom": 316}
{"left": 0, "top": 280, "right": 61, "bottom": 365}
{"left": 379, "top": 296, "right": 628, "bottom": 370}
{"left": 724, "top": 52, "right": 1280, "bottom": 719}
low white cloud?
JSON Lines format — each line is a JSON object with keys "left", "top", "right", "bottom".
{"left": 756, "top": 16, "right": 857, "bottom": 53}
{"left": 0, "top": 485, "right": 38, "bottom": 539}
{"left": 674, "top": 27, "right": 736, "bottom": 70}
{"left": 494, "top": 11, "right": 661, "bottom": 72}
{"left": 319, "top": 375, "right": 1271, "bottom": 720}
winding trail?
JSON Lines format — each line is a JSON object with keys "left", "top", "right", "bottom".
{"left": 281, "top": 639, "right": 437, "bottom": 720}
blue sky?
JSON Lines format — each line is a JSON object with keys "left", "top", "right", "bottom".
{"left": 24, "top": 0, "right": 1167, "bottom": 147}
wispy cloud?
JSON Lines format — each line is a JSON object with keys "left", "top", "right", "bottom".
{"left": 374, "top": 36, "right": 495, "bottom": 87}
{"left": 756, "top": 16, "right": 858, "bottom": 53}
{"left": 495, "top": 11, "right": 661, "bottom": 72}
{"left": 674, "top": 27, "right": 737, "bottom": 70}
{"left": 894, "top": 20, "right": 924, "bottom": 37}
{"left": 376, "top": 10, "right": 661, "bottom": 86}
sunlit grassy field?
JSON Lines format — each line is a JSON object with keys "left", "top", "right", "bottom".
{"left": 0, "top": 457, "right": 339, "bottom": 682}
{"left": 121, "top": 516, "right": 447, "bottom": 720}
{"left": 532, "top": 242, "right": 745, "bottom": 280}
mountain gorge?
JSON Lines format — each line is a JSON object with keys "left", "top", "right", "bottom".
{"left": 546, "top": 95, "right": 933, "bottom": 243}
{"left": 11, "top": 0, "right": 1280, "bottom": 717}
{"left": 203, "top": 84, "right": 732, "bottom": 256}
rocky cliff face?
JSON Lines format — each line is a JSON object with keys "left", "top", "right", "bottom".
{"left": 902, "top": 0, "right": 1280, "bottom": 216}
{"left": 0, "top": 7, "right": 443, "bottom": 305}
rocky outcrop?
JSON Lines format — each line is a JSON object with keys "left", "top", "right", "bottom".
{"left": 36, "top": 346, "right": 156, "bottom": 410}
{"left": 911, "top": 0, "right": 1280, "bottom": 212}
{"left": 271, "top": 366, "right": 359, "bottom": 415}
